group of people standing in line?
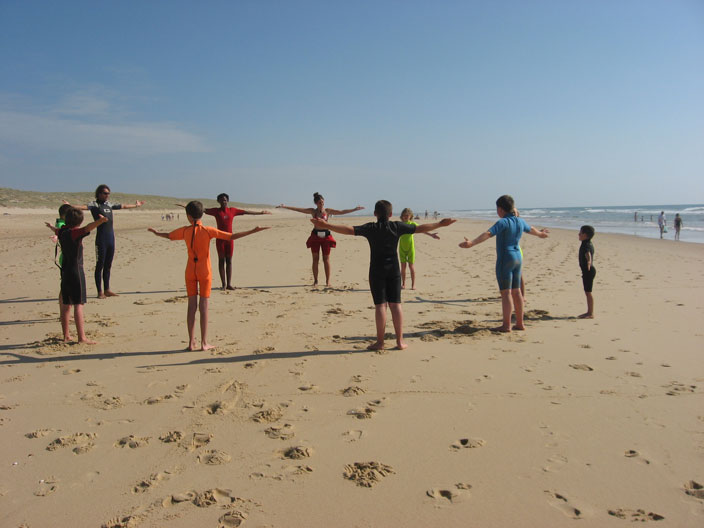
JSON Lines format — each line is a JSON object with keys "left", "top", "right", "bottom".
{"left": 49, "top": 187, "right": 597, "bottom": 353}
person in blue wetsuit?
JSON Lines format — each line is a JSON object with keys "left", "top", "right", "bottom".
{"left": 459, "top": 195, "right": 549, "bottom": 332}
{"left": 64, "top": 184, "right": 145, "bottom": 298}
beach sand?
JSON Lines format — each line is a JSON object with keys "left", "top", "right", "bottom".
{"left": 1, "top": 208, "right": 703, "bottom": 527}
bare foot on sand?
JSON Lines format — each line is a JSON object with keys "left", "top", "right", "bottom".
{"left": 512, "top": 325, "right": 526, "bottom": 331}
{"left": 492, "top": 326, "right": 511, "bottom": 333}
{"left": 63, "top": 335, "right": 73, "bottom": 343}
{"left": 201, "top": 343, "right": 215, "bottom": 351}
{"left": 225, "top": 285, "right": 236, "bottom": 291}
{"left": 77, "top": 338, "right": 97, "bottom": 345}
{"left": 367, "top": 342, "right": 385, "bottom": 351}
{"left": 98, "top": 293, "right": 106, "bottom": 299}
{"left": 578, "top": 313, "right": 594, "bottom": 319}
{"left": 104, "top": 290, "right": 118, "bottom": 297}
{"left": 395, "top": 342, "right": 408, "bottom": 350}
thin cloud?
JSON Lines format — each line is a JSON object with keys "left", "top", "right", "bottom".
{"left": 0, "top": 110, "right": 211, "bottom": 154}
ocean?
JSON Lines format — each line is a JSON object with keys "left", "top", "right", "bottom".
{"left": 441, "top": 204, "right": 704, "bottom": 244}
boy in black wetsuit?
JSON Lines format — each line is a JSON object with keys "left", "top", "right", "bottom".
{"left": 311, "top": 200, "right": 455, "bottom": 350}
{"left": 58, "top": 208, "right": 108, "bottom": 343}
{"left": 578, "top": 225, "right": 596, "bottom": 319}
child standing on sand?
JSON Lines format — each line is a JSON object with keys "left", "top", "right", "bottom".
{"left": 459, "top": 195, "right": 549, "bottom": 332}
{"left": 578, "top": 225, "right": 596, "bottom": 319}
{"left": 57, "top": 207, "right": 108, "bottom": 343}
{"left": 398, "top": 208, "right": 439, "bottom": 290}
{"left": 312, "top": 200, "right": 455, "bottom": 350}
{"left": 149, "top": 201, "right": 270, "bottom": 351}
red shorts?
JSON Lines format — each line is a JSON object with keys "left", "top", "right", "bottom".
{"left": 306, "top": 233, "right": 336, "bottom": 256}
{"left": 216, "top": 239, "right": 234, "bottom": 258}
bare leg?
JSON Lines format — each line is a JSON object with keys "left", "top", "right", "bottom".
{"left": 511, "top": 288, "right": 525, "bottom": 330}
{"left": 199, "top": 297, "right": 214, "bottom": 350}
{"left": 225, "top": 256, "right": 235, "bottom": 290}
{"left": 368, "top": 303, "right": 387, "bottom": 350}
{"left": 579, "top": 292, "right": 594, "bottom": 318}
{"left": 218, "top": 257, "right": 227, "bottom": 289}
{"left": 322, "top": 254, "right": 331, "bottom": 287}
{"left": 389, "top": 302, "right": 407, "bottom": 349}
{"left": 311, "top": 252, "right": 320, "bottom": 285}
{"left": 60, "top": 299, "right": 72, "bottom": 342}
{"left": 186, "top": 296, "right": 198, "bottom": 350}
{"left": 409, "top": 263, "right": 416, "bottom": 290}
{"left": 520, "top": 276, "right": 526, "bottom": 301}
{"left": 74, "top": 304, "right": 96, "bottom": 344}
{"left": 496, "top": 289, "right": 512, "bottom": 332}
{"left": 401, "top": 262, "right": 407, "bottom": 289}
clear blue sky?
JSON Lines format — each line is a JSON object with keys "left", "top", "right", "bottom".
{"left": 1, "top": 0, "right": 702, "bottom": 209}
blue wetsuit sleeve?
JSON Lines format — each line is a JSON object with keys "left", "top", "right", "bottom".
{"left": 488, "top": 219, "right": 505, "bottom": 237}
{"left": 522, "top": 219, "right": 531, "bottom": 233}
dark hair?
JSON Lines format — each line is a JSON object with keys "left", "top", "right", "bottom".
{"left": 374, "top": 200, "right": 392, "bottom": 221}
{"left": 95, "top": 184, "right": 111, "bottom": 200}
{"left": 313, "top": 192, "right": 324, "bottom": 204}
{"left": 58, "top": 204, "right": 72, "bottom": 217}
{"left": 185, "top": 201, "right": 204, "bottom": 219}
{"left": 64, "top": 207, "right": 84, "bottom": 228}
{"left": 496, "top": 195, "right": 514, "bottom": 213}
{"left": 217, "top": 193, "right": 229, "bottom": 202}
{"left": 580, "top": 225, "right": 595, "bottom": 240}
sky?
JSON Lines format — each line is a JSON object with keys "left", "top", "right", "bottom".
{"left": 1, "top": 0, "right": 703, "bottom": 210}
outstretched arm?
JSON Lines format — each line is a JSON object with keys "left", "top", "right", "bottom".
{"left": 325, "top": 206, "right": 365, "bottom": 215}
{"left": 45, "top": 222, "right": 59, "bottom": 235}
{"left": 459, "top": 231, "right": 492, "bottom": 249}
{"left": 62, "top": 199, "right": 88, "bottom": 211}
{"left": 83, "top": 215, "right": 108, "bottom": 233}
{"left": 415, "top": 217, "right": 456, "bottom": 234}
{"left": 423, "top": 232, "right": 440, "bottom": 240}
{"left": 121, "top": 200, "right": 145, "bottom": 210}
{"left": 230, "top": 226, "right": 271, "bottom": 240}
{"left": 310, "top": 218, "right": 354, "bottom": 236}
{"left": 174, "top": 203, "right": 187, "bottom": 208}
{"left": 527, "top": 226, "right": 549, "bottom": 238}
{"left": 147, "top": 227, "right": 170, "bottom": 239}
{"left": 277, "top": 204, "right": 315, "bottom": 215}
{"left": 242, "top": 209, "right": 272, "bottom": 215}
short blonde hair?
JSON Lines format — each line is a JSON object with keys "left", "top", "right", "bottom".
{"left": 400, "top": 208, "right": 413, "bottom": 219}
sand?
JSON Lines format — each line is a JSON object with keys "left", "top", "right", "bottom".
{"left": 1, "top": 207, "right": 703, "bottom": 527}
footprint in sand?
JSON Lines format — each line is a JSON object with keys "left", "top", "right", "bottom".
{"left": 570, "top": 364, "right": 594, "bottom": 371}
{"left": 663, "top": 381, "right": 696, "bottom": 396}
{"left": 47, "top": 432, "right": 97, "bottom": 454}
{"left": 133, "top": 471, "right": 170, "bottom": 493}
{"left": 297, "top": 384, "right": 318, "bottom": 392}
{"left": 251, "top": 407, "right": 283, "bottom": 423}
{"left": 545, "top": 491, "right": 583, "bottom": 519}
{"left": 25, "top": 428, "right": 54, "bottom": 439}
{"left": 624, "top": 449, "right": 650, "bottom": 465}
{"left": 198, "top": 450, "right": 232, "bottom": 465}
{"left": 427, "top": 483, "right": 472, "bottom": 504}
{"left": 34, "top": 478, "right": 58, "bottom": 496}
{"left": 347, "top": 407, "right": 376, "bottom": 419}
{"left": 218, "top": 511, "right": 248, "bottom": 528}
{"left": 450, "top": 438, "right": 486, "bottom": 450}
{"left": 264, "top": 424, "right": 294, "bottom": 440}
{"left": 158, "top": 431, "right": 183, "bottom": 443}
{"left": 684, "top": 480, "right": 704, "bottom": 499}
{"left": 205, "top": 400, "right": 236, "bottom": 415}
{"left": 115, "top": 435, "right": 150, "bottom": 449}
{"left": 187, "top": 432, "right": 213, "bottom": 451}
{"left": 342, "top": 430, "right": 364, "bottom": 442}
{"left": 280, "top": 446, "right": 313, "bottom": 460}
{"left": 343, "top": 461, "right": 395, "bottom": 487}
{"left": 608, "top": 508, "right": 664, "bottom": 521}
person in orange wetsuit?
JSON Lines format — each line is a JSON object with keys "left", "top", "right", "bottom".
{"left": 149, "top": 200, "right": 270, "bottom": 351}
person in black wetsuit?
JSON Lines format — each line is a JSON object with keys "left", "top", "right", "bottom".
{"left": 58, "top": 207, "right": 108, "bottom": 343}
{"left": 578, "top": 225, "right": 596, "bottom": 319}
{"left": 311, "top": 200, "right": 455, "bottom": 351}
{"left": 64, "top": 184, "right": 145, "bottom": 298}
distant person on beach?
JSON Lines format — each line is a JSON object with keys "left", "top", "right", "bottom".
{"left": 674, "top": 213, "right": 683, "bottom": 241}
{"left": 148, "top": 201, "right": 270, "bottom": 351}
{"left": 277, "top": 193, "right": 364, "bottom": 287}
{"left": 398, "top": 208, "right": 439, "bottom": 290}
{"left": 64, "top": 184, "right": 145, "bottom": 298}
{"left": 658, "top": 211, "right": 666, "bottom": 238}
{"left": 176, "top": 194, "right": 271, "bottom": 290}
{"left": 57, "top": 207, "right": 108, "bottom": 343}
{"left": 578, "top": 225, "right": 596, "bottom": 319}
{"left": 634, "top": 212, "right": 638, "bottom": 222}
{"left": 459, "top": 195, "right": 549, "bottom": 332}
{"left": 312, "top": 200, "right": 455, "bottom": 350}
